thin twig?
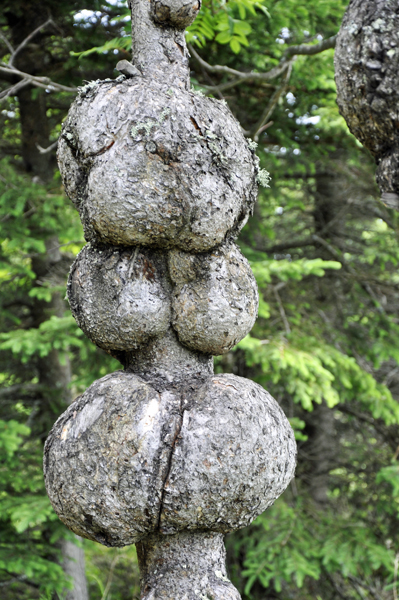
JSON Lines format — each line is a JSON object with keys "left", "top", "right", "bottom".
{"left": 0, "top": 31, "right": 15, "bottom": 55}
{"left": 252, "top": 62, "right": 293, "bottom": 140}
{"left": 189, "top": 43, "right": 290, "bottom": 82}
{"left": 0, "top": 78, "right": 31, "bottom": 101}
{"left": 9, "top": 18, "right": 56, "bottom": 67}
{"left": 100, "top": 553, "right": 119, "bottom": 600}
{"left": 36, "top": 140, "right": 59, "bottom": 154}
{"left": 0, "top": 64, "right": 77, "bottom": 93}
{"left": 283, "top": 34, "right": 337, "bottom": 59}
{"left": 273, "top": 285, "right": 291, "bottom": 335}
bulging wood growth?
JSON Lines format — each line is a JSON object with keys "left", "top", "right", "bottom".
{"left": 44, "top": 0, "right": 296, "bottom": 597}
{"left": 335, "top": 0, "right": 399, "bottom": 208}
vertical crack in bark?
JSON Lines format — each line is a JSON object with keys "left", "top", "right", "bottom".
{"left": 157, "top": 393, "right": 184, "bottom": 530}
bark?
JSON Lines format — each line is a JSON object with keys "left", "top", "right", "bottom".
{"left": 136, "top": 531, "right": 241, "bottom": 600}
{"left": 45, "top": 0, "right": 297, "bottom": 597}
{"left": 58, "top": 76, "right": 258, "bottom": 252}
{"left": 61, "top": 537, "right": 89, "bottom": 600}
{"left": 334, "top": 0, "right": 399, "bottom": 206}
{"left": 302, "top": 402, "right": 337, "bottom": 507}
{"left": 169, "top": 242, "right": 258, "bottom": 355}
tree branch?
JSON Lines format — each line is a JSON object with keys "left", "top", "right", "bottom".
{"left": 273, "top": 285, "right": 291, "bottom": 335}
{"left": 0, "top": 78, "right": 31, "bottom": 101}
{"left": 0, "top": 19, "right": 76, "bottom": 98}
{"left": 9, "top": 18, "right": 56, "bottom": 68}
{"left": 188, "top": 43, "right": 291, "bottom": 82}
{"left": 36, "top": 140, "right": 59, "bottom": 154}
{"left": 283, "top": 34, "right": 337, "bottom": 59}
{"left": 251, "top": 62, "right": 293, "bottom": 140}
{"left": 0, "top": 31, "right": 15, "bottom": 55}
{"left": 0, "top": 64, "right": 77, "bottom": 93}
{"left": 256, "top": 237, "right": 315, "bottom": 254}
{"left": 189, "top": 34, "right": 337, "bottom": 89}
{"left": 0, "top": 383, "right": 43, "bottom": 400}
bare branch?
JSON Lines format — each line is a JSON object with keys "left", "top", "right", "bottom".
{"left": 0, "top": 31, "right": 14, "bottom": 55}
{"left": 256, "top": 237, "right": 315, "bottom": 254}
{"left": 312, "top": 234, "right": 385, "bottom": 311}
{"left": 9, "top": 18, "right": 56, "bottom": 67}
{"left": 189, "top": 34, "right": 336, "bottom": 89}
{"left": 0, "top": 383, "right": 43, "bottom": 400}
{"left": 252, "top": 62, "right": 293, "bottom": 140}
{"left": 0, "top": 64, "right": 77, "bottom": 93}
{"left": 283, "top": 34, "right": 337, "bottom": 59}
{"left": 36, "top": 140, "right": 59, "bottom": 154}
{"left": 188, "top": 43, "right": 291, "bottom": 82}
{"left": 100, "top": 552, "right": 120, "bottom": 600}
{"left": 273, "top": 285, "right": 291, "bottom": 335}
{"left": 0, "top": 78, "right": 31, "bottom": 101}
{"left": 202, "top": 77, "right": 248, "bottom": 94}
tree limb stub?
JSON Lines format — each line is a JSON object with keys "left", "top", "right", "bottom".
{"left": 44, "top": 0, "right": 296, "bottom": 597}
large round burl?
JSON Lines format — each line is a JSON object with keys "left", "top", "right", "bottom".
{"left": 44, "top": 372, "right": 295, "bottom": 546}
{"left": 67, "top": 244, "right": 171, "bottom": 352}
{"left": 57, "top": 78, "right": 258, "bottom": 252}
{"left": 160, "top": 374, "right": 296, "bottom": 534}
{"left": 169, "top": 243, "right": 259, "bottom": 355}
{"left": 335, "top": 0, "right": 399, "bottom": 202}
{"left": 43, "top": 371, "right": 181, "bottom": 546}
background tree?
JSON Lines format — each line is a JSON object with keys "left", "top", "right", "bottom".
{"left": 1, "top": 0, "right": 399, "bottom": 598}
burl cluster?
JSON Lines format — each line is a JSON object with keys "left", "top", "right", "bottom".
{"left": 44, "top": 0, "right": 296, "bottom": 597}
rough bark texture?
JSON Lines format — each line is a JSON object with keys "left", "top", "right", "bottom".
{"left": 170, "top": 243, "right": 258, "bottom": 355}
{"left": 44, "top": 371, "right": 181, "bottom": 546}
{"left": 334, "top": 0, "right": 399, "bottom": 206}
{"left": 136, "top": 531, "right": 241, "bottom": 600}
{"left": 44, "top": 371, "right": 295, "bottom": 545}
{"left": 45, "top": 0, "right": 297, "bottom": 596}
{"left": 58, "top": 78, "right": 258, "bottom": 253}
{"left": 159, "top": 374, "right": 296, "bottom": 535}
{"left": 68, "top": 245, "right": 172, "bottom": 353}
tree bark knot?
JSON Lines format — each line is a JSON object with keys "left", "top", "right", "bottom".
{"left": 44, "top": 0, "right": 296, "bottom": 597}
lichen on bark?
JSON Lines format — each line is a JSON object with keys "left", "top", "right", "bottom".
{"left": 44, "top": 0, "right": 296, "bottom": 596}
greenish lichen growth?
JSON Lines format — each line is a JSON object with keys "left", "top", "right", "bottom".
{"left": 204, "top": 130, "right": 227, "bottom": 164}
{"left": 257, "top": 168, "right": 271, "bottom": 188}
{"left": 130, "top": 108, "right": 171, "bottom": 139}
{"left": 191, "top": 87, "right": 206, "bottom": 98}
{"left": 78, "top": 78, "right": 113, "bottom": 97}
{"left": 247, "top": 139, "right": 258, "bottom": 151}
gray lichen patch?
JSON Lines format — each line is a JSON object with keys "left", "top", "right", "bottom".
{"left": 159, "top": 374, "right": 296, "bottom": 534}
{"left": 44, "top": 371, "right": 182, "bottom": 547}
{"left": 67, "top": 244, "right": 171, "bottom": 353}
{"left": 57, "top": 77, "right": 258, "bottom": 252}
{"left": 169, "top": 243, "right": 259, "bottom": 355}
